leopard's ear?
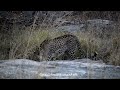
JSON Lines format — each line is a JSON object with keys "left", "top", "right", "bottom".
{"left": 39, "top": 37, "right": 51, "bottom": 48}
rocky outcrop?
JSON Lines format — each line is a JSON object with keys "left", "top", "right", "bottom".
{"left": 0, "top": 11, "right": 35, "bottom": 33}
{"left": 57, "top": 19, "right": 117, "bottom": 33}
{"left": 0, "top": 11, "right": 35, "bottom": 24}
{"left": 0, "top": 11, "right": 118, "bottom": 35}
{"left": 0, "top": 59, "right": 120, "bottom": 79}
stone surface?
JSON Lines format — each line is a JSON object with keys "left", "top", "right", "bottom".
{"left": 0, "top": 59, "right": 120, "bottom": 79}
{"left": 57, "top": 19, "right": 116, "bottom": 33}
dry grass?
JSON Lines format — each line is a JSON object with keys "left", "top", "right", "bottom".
{"left": 73, "top": 25, "right": 120, "bottom": 66}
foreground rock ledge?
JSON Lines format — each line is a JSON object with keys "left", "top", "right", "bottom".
{"left": 0, "top": 59, "right": 120, "bottom": 79}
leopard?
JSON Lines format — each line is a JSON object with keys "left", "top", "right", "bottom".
{"left": 30, "top": 34, "right": 82, "bottom": 61}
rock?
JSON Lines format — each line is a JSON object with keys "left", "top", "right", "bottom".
{"left": 0, "top": 11, "right": 34, "bottom": 24}
{"left": 87, "top": 19, "right": 113, "bottom": 25}
{"left": 0, "top": 59, "right": 120, "bottom": 79}
{"left": 0, "top": 11, "right": 35, "bottom": 33}
{"left": 56, "top": 19, "right": 117, "bottom": 33}
{"left": 31, "top": 34, "right": 81, "bottom": 61}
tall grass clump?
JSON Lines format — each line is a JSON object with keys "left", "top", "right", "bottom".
{"left": 73, "top": 23, "right": 120, "bottom": 66}
{"left": 9, "top": 27, "right": 49, "bottom": 59}
{"left": 73, "top": 30, "right": 100, "bottom": 59}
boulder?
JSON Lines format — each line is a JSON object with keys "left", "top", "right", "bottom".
{"left": 56, "top": 19, "right": 116, "bottom": 33}
{"left": 0, "top": 59, "right": 120, "bottom": 79}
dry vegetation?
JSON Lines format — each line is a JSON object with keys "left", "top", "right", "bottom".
{"left": 74, "top": 25, "right": 120, "bottom": 65}
{"left": 0, "top": 11, "right": 120, "bottom": 66}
